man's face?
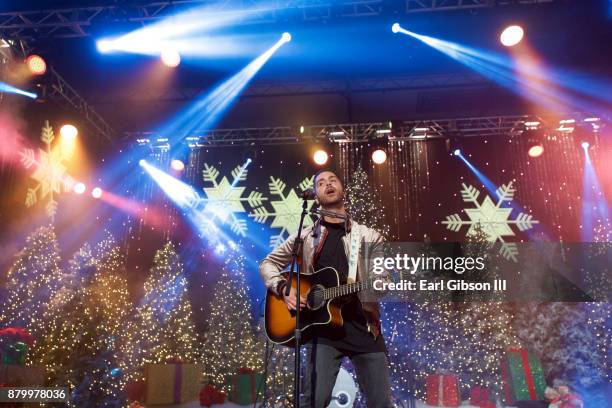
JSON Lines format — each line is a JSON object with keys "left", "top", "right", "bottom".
{"left": 314, "top": 171, "right": 344, "bottom": 206}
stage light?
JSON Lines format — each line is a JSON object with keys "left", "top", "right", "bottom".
{"left": 92, "top": 187, "right": 103, "bottom": 199}
{"left": 454, "top": 149, "right": 461, "bottom": 156}
{"left": 500, "top": 25, "right": 524, "bottom": 47}
{"left": 300, "top": 126, "right": 305, "bottom": 134}
{"left": 171, "top": 159, "right": 185, "bottom": 171}
{"left": 581, "top": 141, "right": 590, "bottom": 149}
{"left": 60, "top": 124, "right": 78, "bottom": 140}
{"left": 392, "top": 23, "right": 401, "bottom": 33}
{"left": 161, "top": 48, "right": 181, "bottom": 67}
{"left": 372, "top": 149, "right": 387, "bottom": 164}
{"left": 313, "top": 149, "right": 329, "bottom": 165}
{"left": 281, "top": 32, "right": 292, "bottom": 43}
{"left": 73, "top": 182, "right": 86, "bottom": 195}
{"left": 97, "top": 39, "right": 113, "bottom": 53}
{"left": 25, "top": 54, "right": 46, "bottom": 75}
{"left": 528, "top": 144, "right": 544, "bottom": 158}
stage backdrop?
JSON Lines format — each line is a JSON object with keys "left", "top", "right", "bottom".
{"left": 122, "top": 131, "right": 610, "bottom": 309}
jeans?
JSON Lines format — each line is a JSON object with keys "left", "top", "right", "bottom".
{"left": 300, "top": 341, "right": 393, "bottom": 408}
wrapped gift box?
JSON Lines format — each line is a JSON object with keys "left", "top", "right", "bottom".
{"left": 227, "top": 368, "right": 264, "bottom": 405}
{"left": 502, "top": 348, "right": 546, "bottom": 405}
{"left": 145, "top": 363, "right": 202, "bottom": 405}
{"left": 425, "top": 373, "right": 460, "bottom": 407}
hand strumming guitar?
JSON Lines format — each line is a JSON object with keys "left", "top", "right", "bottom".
{"left": 278, "top": 281, "right": 307, "bottom": 311}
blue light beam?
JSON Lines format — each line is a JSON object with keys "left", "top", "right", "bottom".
{"left": 159, "top": 33, "right": 290, "bottom": 140}
{"left": 0, "top": 81, "right": 37, "bottom": 99}
{"left": 392, "top": 24, "right": 611, "bottom": 116}
{"left": 96, "top": 5, "right": 263, "bottom": 56}
{"left": 139, "top": 159, "right": 199, "bottom": 208}
{"left": 581, "top": 146, "right": 610, "bottom": 241}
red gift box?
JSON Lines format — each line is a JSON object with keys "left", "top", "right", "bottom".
{"left": 425, "top": 373, "right": 460, "bottom": 407}
{"left": 470, "top": 386, "right": 494, "bottom": 408}
{"left": 199, "top": 384, "right": 226, "bottom": 407}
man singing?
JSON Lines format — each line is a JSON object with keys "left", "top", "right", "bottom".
{"left": 259, "top": 169, "right": 393, "bottom": 407}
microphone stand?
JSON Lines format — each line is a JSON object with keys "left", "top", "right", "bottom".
{"left": 285, "top": 196, "right": 310, "bottom": 408}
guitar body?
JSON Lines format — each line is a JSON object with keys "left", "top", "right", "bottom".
{"left": 265, "top": 267, "right": 346, "bottom": 346}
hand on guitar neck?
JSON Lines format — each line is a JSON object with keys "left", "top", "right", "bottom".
{"left": 281, "top": 282, "right": 307, "bottom": 311}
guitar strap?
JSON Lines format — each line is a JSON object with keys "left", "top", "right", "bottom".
{"left": 347, "top": 224, "right": 363, "bottom": 284}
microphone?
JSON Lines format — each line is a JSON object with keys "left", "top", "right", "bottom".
{"left": 300, "top": 188, "right": 316, "bottom": 200}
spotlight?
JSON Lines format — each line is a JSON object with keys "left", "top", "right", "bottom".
{"left": 313, "top": 149, "right": 329, "bottom": 166}
{"left": 372, "top": 149, "right": 387, "bottom": 164}
{"left": 73, "top": 182, "right": 86, "bottom": 195}
{"left": 581, "top": 141, "right": 590, "bottom": 149}
{"left": 171, "top": 159, "right": 185, "bottom": 171}
{"left": 453, "top": 149, "right": 461, "bottom": 156}
{"left": 524, "top": 128, "right": 545, "bottom": 158}
{"left": 97, "top": 40, "right": 113, "bottom": 53}
{"left": 528, "top": 144, "right": 544, "bottom": 158}
{"left": 500, "top": 25, "right": 524, "bottom": 47}
{"left": 281, "top": 32, "right": 292, "bottom": 43}
{"left": 92, "top": 187, "right": 103, "bottom": 199}
{"left": 392, "top": 23, "right": 401, "bottom": 34}
{"left": 60, "top": 124, "right": 78, "bottom": 140}
{"left": 161, "top": 48, "right": 181, "bottom": 67}
{"left": 25, "top": 54, "right": 46, "bottom": 75}
{"left": 139, "top": 159, "right": 146, "bottom": 166}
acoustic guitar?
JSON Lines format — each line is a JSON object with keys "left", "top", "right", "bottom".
{"left": 264, "top": 267, "right": 377, "bottom": 346}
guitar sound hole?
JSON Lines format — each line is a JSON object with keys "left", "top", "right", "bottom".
{"left": 307, "top": 284, "right": 326, "bottom": 310}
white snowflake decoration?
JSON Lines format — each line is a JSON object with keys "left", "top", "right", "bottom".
{"left": 197, "top": 163, "right": 265, "bottom": 236}
{"left": 19, "top": 121, "right": 75, "bottom": 219}
{"left": 442, "top": 181, "right": 539, "bottom": 262}
{"left": 250, "top": 176, "right": 314, "bottom": 248}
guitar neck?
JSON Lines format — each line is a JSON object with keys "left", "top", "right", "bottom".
{"left": 322, "top": 279, "right": 372, "bottom": 301}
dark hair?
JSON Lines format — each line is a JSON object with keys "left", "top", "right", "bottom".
{"left": 313, "top": 168, "right": 344, "bottom": 187}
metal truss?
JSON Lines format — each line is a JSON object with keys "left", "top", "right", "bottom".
{"left": 406, "top": 0, "right": 555, "bottom": 13}
{"left": 129, "top": 113, "right": 600, "bottom": 147}
{"left": 0, "top": 0, "right": 559, "bottom": 39}
{"left": 2, "top": 38, "right": 115, "bottom": 143}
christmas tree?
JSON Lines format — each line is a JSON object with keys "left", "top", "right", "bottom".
{"left": 126, "top": 241, "right": 198, "bottom": 380}
{"left": 345, "top": 165, "right": 391, "bottom": 238}
{"left": 64, "top": 235, "right": 131, "bottom": 406}
{"left": 201, "top": 245, "right": 262, "bottom": 387}
{"left": 34, "top": 243, "right": 98, "bottom": 386}
{"left": 0, "top": 225, "right": 64, "bottom": 339}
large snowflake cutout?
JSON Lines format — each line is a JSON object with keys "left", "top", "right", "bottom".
{"left": 198, "top": 163, "right": 265, "bottom": 236}
{"left": 442, "top": 181, "right": 539, "bottom": 262}
{"left": 19, "top": 121, "right": 75, "bottom": 219}
{"left": 250, "top": 176, "right": 315, "bottom": 248}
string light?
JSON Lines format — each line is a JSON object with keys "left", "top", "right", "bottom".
{"left": 201, "top": 246, "right": 263, "bottom": 388}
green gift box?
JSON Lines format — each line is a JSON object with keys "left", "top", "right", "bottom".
{"left": 1, "top": 342, "right": 28, "bottom": 366}
{"left": 227, "top": 368, "right": 264, "bottom": 405}
{"left": 502, "top": 348, "right": 547, "bottom": 405}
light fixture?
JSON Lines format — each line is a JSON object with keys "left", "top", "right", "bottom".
{"left": 60, "top": 124, "right": 78, "bottom": 140}
{"left": 25, "top": 54, "right": 46, "bottom": 75}
{"left": 500, "top": 25, "right": 524, "bottom": 47}
{"left": 372, "top": 149, "right": 387, "bottom": 164}
{"left": 313, "top": 149, "right": 329, "bottom": 166}
{"left": 161, "top": 48, "right": 181, "bottom": 67}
